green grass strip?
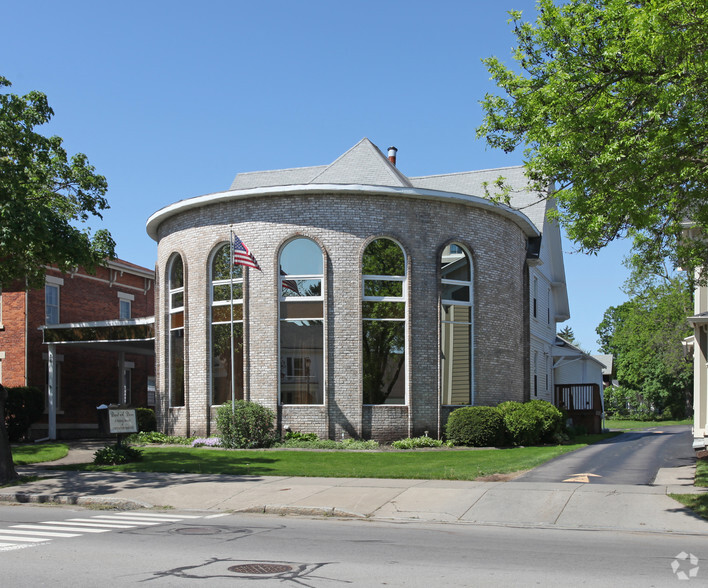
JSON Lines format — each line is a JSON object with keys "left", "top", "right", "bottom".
{"left": 11, "top": 443, "right": 69, "bottom": 465}
{"left": 604, "top": 418, "right": 691, "bottom": 430}
{"left": 57, "top": 442, "right": 603, "bottom": 480}
{"left": 670, "top": 494, "right": 708, "bottom": 521}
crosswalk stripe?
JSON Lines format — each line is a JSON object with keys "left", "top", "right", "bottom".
{"left": 13, "top": 525, "right": 110, "bottom": 534}
{"left": 87, "top": 516, "right": 161, "bottom": 525}
{"left": 0, "top": 535, "right": 52, "bottom": 543}
{"left": 41, "top": 521, "right": 126, "bottom": 529}
{"left": 115, "top": 512, "right": 201, "bottom": 519}
{"left": 0, "top": 512, "right": 205, "bottom": 551}
{"left": 5, "top": 529, "right": 81, "bottom": 538}
{"left": 66, "top": 519, "right": 137, "bottom": 528}
{"left": 0, "top": 543, "right": 36, "bottom": 551}
{"left": 96, "top": 516, "right": 182, "bottom": 523}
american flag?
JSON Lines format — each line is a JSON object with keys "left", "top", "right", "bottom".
{"left": 232, "top": 234, "right": 261, "bottom": 270}
{"left": 280, "top": 267, "right": 298, "bottom": 293}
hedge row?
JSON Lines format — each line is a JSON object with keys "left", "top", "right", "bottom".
{"left": 445, "top": 400, "right": 565, "bottom": 447}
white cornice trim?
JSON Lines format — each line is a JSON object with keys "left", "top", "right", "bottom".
{"left": 146, "top": 184, "right": 540, "bottom": 241}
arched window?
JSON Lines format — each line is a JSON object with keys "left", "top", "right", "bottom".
{"left": 168, "top": 254, "right": 185, "bottom": 407}
{"left": 362, "top": 238, "right": 406, "bottom": 405}
{"left": 441, "top": 243, "right": 473, "bottom": 405}
{"left": 210, "top": 244, "right": 243, "bottom": 405}
{"left": 279, "top": 237, "right": 324, "bottom": 404}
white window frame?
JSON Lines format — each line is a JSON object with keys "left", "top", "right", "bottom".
{"left": 45, "top": 283, "right": 60, "bottom": 325}
{"left": 168, "top": 255, "right": 185, "bottom": 408}
{"left": 118, "top": 291, "right": 134, "bottom": 319}
{"left": 361, "top": 238, "right": 408, "bottom": 406}
{"left": 210, "top": 243, "right": 244, "bottom": 406}
{"left": 278, "top": 237, "right": 325, "bottom": 406}
{"left": 441, "top": 243, "right": 474, "bottom": 406}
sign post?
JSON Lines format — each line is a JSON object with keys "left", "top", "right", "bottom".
{"left": 108, "top": 408, "right": 138, "bottom": 446}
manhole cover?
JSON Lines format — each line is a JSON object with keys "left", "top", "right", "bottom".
{"left": 173, "top": 527, "right": 221, "bottom": 535}
{"left": 229, "top": 563, "right": 294, "bottom": 575}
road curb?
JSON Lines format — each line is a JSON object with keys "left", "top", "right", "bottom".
{"left": 239, "top": 504, "right": 366, "bottom": 519}
{"left": 0, "top": 492, "right": 153, "bottom": 510}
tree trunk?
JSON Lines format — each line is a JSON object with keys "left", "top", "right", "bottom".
{"left": 0, "top": 384, "right": 19, "bottom": 484}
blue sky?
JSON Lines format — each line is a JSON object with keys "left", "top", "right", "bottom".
{"left": 3, "top": 0, "right": 631, "bottom": 352}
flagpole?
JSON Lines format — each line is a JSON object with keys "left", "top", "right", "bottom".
{"left": 229, "top": 227, "right": 235, "bottom": 415}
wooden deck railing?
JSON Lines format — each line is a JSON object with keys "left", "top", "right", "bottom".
{"left": 554, "top": 383, "right": 603, "bottom": 433}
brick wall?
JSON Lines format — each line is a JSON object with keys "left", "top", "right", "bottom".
{"left": 0, "top": 262, "right": 155, "bottom": 439}
{"left": 153, "top": 190, "right": 530, "bottom": 442}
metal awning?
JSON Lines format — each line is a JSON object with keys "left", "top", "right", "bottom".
{"left": 41, "top": 316, "right": 155, "bottom": 356}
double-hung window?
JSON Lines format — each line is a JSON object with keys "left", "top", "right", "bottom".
{"left": 211, "top": 243, "right": 244, "bottom": 405}
{"left": 168, "top": 255, "right": 185, "bottom": 407}
{"left": 441, "top": 243, "right": 474, "bottom": 405}
{"left": 279, "top": 238, "right": 324, "bottom": 405}
{"left": 362, "top": 238, "right": 406, "bottom": 405}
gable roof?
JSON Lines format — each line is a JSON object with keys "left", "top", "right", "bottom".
{"left": 230, "top": 138, "right": 411, "bottom": 190}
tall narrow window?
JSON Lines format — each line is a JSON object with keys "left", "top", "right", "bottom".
{"left": 211, "top": 244, "right": 244, "bottom": 405}
{"left": 168, "top": 255, "right": 185, "bottom": 407}
{"left": 441, "top": 243, "right": 473, "bottom": 405}
{"left": 534, "top": 350, "right": 539, "bottom": 397}
{"left": 279, "top": 238, "right": 323, "bottom": 404}
{"left": 45, "top": 284, "right": 60, "bottom": 325}
{"left": 533, "top": 276, "right": 538, "bottom": 319}
{"left": 362, "top": 238, "right": 406, "bottom": 405}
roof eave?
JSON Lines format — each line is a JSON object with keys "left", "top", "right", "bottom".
{"left": 146, "top": 184, "right": 540, "bottom": 241}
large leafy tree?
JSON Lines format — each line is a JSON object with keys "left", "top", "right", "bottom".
{"left": 596, "top": 274, "right": 692, "bottom": 417}
{"left": 1, "top": 76, "right": 115, "bottom": 483}
{"left": 0, "top": 76, "right": 115, "bottom": 289}
{"left": 478, "top": 0, "right": 708, "bottom": 274}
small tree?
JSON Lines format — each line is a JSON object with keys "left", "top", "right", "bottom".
{"left": 0, "top": 76, "right": 114, "bottom": 483}
{"left": 216, "top": 400, "right": 277, "bottom": 449}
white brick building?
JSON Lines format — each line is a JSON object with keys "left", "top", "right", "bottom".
{"left": 146, "top": 139, "right": 573, "bottom": 441}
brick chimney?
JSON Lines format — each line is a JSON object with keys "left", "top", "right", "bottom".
{"left": 387, "top": 146, "right": 397, "bottom": 166}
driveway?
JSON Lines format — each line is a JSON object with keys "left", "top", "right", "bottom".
{"left": 512, "top": 425, "right": 694, "bottom": 485}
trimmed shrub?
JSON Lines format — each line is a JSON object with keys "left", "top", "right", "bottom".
{"left": 3, "top": 386, "right": 44, "bottom": 442}
{"left": 445, "top": 406, "right": 505, "bottom": 447}
{"left": 503, "top": 400, "right": 564, "bottom": 446}
{"left": 135, "top": 408, "right": 157, "bottom": 432}
{"left": 284, "top": 431, "right": 319, "bottom": 443}
{"left": 391, "top": 435, "right": 447, "bottom": 449}
{"left": 93, "top": 443, "right": 143, "bottom": 465}
{"left": 216, "top": 400, "right": 277, "bottom": 449}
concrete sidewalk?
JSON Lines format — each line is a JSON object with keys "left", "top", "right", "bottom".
{"left": 2, "top": 442, "right": 707, "bottom": 535}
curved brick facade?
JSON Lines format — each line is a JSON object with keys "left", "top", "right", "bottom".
{"left": 152, "top": 189, "right": 531, "bottom": 441}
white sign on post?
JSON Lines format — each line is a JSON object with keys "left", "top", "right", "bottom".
{"left": 108, "top": 409, "right": 138, "bottom": 434}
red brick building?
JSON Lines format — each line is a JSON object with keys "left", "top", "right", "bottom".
{"left": 0, "top": 259, "right": 155, "bottom": 439}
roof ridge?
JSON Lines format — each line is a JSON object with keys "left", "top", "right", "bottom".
{"left": 410, "top": 165, "right": 525, "bottom": 180}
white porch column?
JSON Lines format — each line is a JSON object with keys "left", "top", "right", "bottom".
{"left": 118, "top": 352, "right": 126, "bottom": 405}
{"left": 47, "top": 343, "right": 57, "bottom": 440}
{"left": 693, "top": 274, "right": 708, "bottom": 451}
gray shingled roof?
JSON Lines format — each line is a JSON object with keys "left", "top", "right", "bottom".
{"left": 228, "top": 138, "right": 550, "bottom": 231}
{"left": 410, "top": 167, "right": 549, "bottom": 231}
{"left": 230, "top": 138, "right": 411, "bottom": 190}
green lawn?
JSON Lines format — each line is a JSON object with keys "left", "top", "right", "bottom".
{"left": 694, "top": 459, "right": 708, "bottom": 487}
{"left": 11, "top": 443, "right": 69, "bottom": 465}
{"left": 604, "top": 418, "right": 692, "bottom": 430}
{"left": 669, "top": 461, "right": 708, "bottom": 521}
{"left": 56, "top": 434, "right": 618, "bottom": 480}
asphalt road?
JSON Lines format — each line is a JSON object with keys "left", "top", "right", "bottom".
{"left": 1, "top": 505, "right": 705, "bottom": 586}
{"left": 513, "top": 425, "right": 694, "bottom": 484}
